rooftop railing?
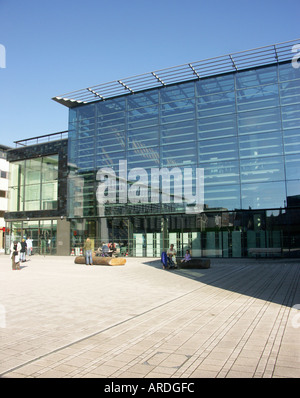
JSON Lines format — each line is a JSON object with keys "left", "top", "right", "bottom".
{"left": 52, "top": 38, "right": 300, "bottom": 108}
{"left": 14, "top": 131, "right": 68, "bottom": 148}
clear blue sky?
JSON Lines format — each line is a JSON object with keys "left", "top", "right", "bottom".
{"left": 0, "top": 0, "right": 299, "bottom": 147}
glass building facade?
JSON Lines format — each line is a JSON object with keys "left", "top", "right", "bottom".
{"left": 5, "top": 138, "right": 69, "bottom": 255}
{"left": 9, "top": 155, "right": 59, "bottom": 212}
{"left": 66, "top": 60, "right": 300, "bottom": 258}
{"left": 5, "top": 42, "right": 299, "bottom": 257}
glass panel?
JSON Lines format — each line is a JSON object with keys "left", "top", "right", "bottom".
{"left": 77, "top": 136, "right": 95, "bottom": 157}
{"left": 23, "top": 220, "right": 39, "bottom": 255}
{"left": 42, "top": 155, "right": 58, "bottom": 181}
{"left": 128, "top": 91, "right": 158, "bottom": 109}
{"left": 285, "top": 154, "right": 300, "bottom": 180}
{"left": 197, "top": 114, "right": 236, "bottom": 140}
{"left": 69, "top": 171, "right": 96, "bottom": 218}
{"left": 51, "top": 220, "right": 57, "bottom": 255}
{"left": 128, "top": 126, "right": 159, "bottom": 149}
{"left": 239, "top": 131, "right": 283, "bottom": 158}
{"left": 197, "top": 91, "right": 235, "bottom": 118}
{"left": 131, "top": 217, "right": 146, "bottom": 257}
{"left": 281, "top": 104, "right": 300, "bottom": 130}
{"left": 203, "top": 160, "right": 240, "bottom": 186}
{"left": 128, "top": 106, "right": 158, "bottom": 129}
{"left": 145, "top": 217, "right": 161, "bottom": 257}
{"left": 11, "top": 221, "right": 22, "bottom": 243}
{"left": 96, "top": 111, "right": 125, "bottom": 132}
{"left": 278, "top": 62, "right": 300, "bottom": 82}
{"left": 39, "top": 220, "right": 52, "bottom": 255}
{"left": 161, "top": 98, "right": 195, "bottom": 124}
{"left": 25, "top": 158, "right": 41, "bottom": 184}
{"left": 236, "top": 84, "right": 279, "bottom": 112}
{"left": 96, "top": 131, "right": 125, "bottom": 154}
{"left": 238, "top": 107, "right": 281, "bottom": 135}
{"left": 42, "top": 182, "right": 58, "bottom": 210}
{"left": 204, "top": 184, "right": 241, "bottom": 211}
{"left": 160, "top": 81, "right": 195, "bottom": 103}
{"left": 161, "top": 119, "right": 196, "bottom": 144}
{"left": 112, "top": 218, "right": 129, "bottom": 249}
{"left": 236, "top": 66, "right": 278, "bottom": 89}
{"left": 41, "top": 155, "right": 58, "bottom": 211}
{"left": 77, "top": 121, "right": 95, "bottom": 138}
{"left": 161, "top": 142, "right": 197, "bottom": 167}
{"left": 127, "top": 147, "right": 159, "bottom": 168}
{"left": 199, "top": 136, "right": 238, "bottom": 163}
{"left": 286, "top": 180, "right": 300, "bottom": 207}
{"left": 196, "top": 74, "right": 234, "bottom": 96}
{"left": 8, "top": 161, "right": 24, "bottom": 211}
{"left": 280, "top": 80, "right": 300, "bottom": 105}
{"left": 241, "top": 181, "right": 286, "bottom": 209}
{"left": 96, "top": 97, "right": 125, "bottom": 116}
{"left": 240, "top": 157, "right": 284, "bottom": 183}
{"left": 283, "top": 129, "right": 300, "bottom": 154}
{"left": 24, "top": 192, "right": 40, "bottom": 211}
{"left": 96, "top": 151, "right": 124, "bottom": 168}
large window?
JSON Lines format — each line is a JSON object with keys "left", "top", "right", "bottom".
{"left": 68, "top": 62, "right": 300, "bottom": 216}
{"left": 8, "top": 155, "right": 58, "bottom": 212}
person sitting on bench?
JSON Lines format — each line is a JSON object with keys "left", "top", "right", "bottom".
{"left": 167, "top": 244, "right": 177, "bottom": 269}
{"left": 181, "top": 249, "right": 191, "bottom": 263}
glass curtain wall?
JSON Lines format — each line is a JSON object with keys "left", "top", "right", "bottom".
{"left": 68, "top": 61, "right": 300, "bottom": 257}
{"left": 6, "top": 219, "right": 57, "bottom": 255}
{"left": 8, "top": 155, "right": 58, "bottom": 212}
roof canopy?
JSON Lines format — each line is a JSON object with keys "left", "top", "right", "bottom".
{"left": 52, "top": 39, "right": 300, "bottom": 108}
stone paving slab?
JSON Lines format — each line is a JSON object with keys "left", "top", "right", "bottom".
{"left": 0, "top": 254, "right": 299, "bottom": 378}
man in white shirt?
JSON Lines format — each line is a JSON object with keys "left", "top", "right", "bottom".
{"left": 26, "top": 237, "right": 33, "bottom": 256}
{"left": 167, "top": 244, "right": 177, "bottom": 268}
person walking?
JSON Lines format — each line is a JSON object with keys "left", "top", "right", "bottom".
{"left": 84, "top": 237, "right": 93, "bottom": 265}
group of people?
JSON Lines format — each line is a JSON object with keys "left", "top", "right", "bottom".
{"left": 83, "top": 238, "right": 117, "bottom": 266}
{"left": 10, "top": 237, "right": 33, "bottom": 270}
{"left": 161, "top": 244, "right": 191, "bottom": 270}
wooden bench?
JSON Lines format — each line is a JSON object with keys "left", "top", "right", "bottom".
{"left": 75, "top": 255, "right": 126, "bottom": 266}
{"left": 248, "top": 248, "right": 282, "bottom": 258}
{"left": 176, "top": 258, "right": 211, "bottom": 269}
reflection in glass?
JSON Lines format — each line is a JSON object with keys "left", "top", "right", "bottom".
{"left": 9, "top": 156, "right": 58, "bottom": 212}
{"left": 239, "top": 131, "right": 283, "bottom": 158}
{"left": 285, "top": 154, "right": 300, "bottom": 180}
{"left": 241, "top": 181, "right": 286, "bottom": 209}
{"left": 240, "top": 157, "right": 285, "bottom": 183}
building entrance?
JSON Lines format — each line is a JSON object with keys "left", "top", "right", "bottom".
{"left": 69, "top": 209, "right": 299, "bottom": 258}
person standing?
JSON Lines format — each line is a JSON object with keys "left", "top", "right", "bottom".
{"left": 10, "top": 241, "right": 21, "bottom": 270}
{"left": 20, "top": 239, "right": 27, "bottom": 262}
{"left": 26, "top": 237, "right": 33, "bottom": 256}
{"left": 84, "top": 237, "right": 93, "bottom": 266}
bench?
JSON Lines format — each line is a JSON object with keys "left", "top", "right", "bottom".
{"left": 176, "top": 258, "right": 211, "bottom": 269}
{"left": 75, "top": 255, "right": 126, "bottom": 266}
{"left": 248, "top": 248, "right": 282, "bottom": 258}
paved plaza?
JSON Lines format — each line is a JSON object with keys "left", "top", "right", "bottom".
{"left": 0, "top": 253, "right": 299, "bottom": 379}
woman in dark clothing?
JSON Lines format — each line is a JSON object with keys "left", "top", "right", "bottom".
{"left": 20, "top": 239, "right": 27, "bottom": 262}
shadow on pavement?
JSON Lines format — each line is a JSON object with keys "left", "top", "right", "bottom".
{"left": 142, "top": 257, "right": 300, "bottom": 308}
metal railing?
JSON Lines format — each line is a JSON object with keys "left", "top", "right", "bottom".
{"left": 52, "top": 38, "right": 300, "bottom": 108}
{"left": 14, "top": 131, "right": 68, "bottom": 147}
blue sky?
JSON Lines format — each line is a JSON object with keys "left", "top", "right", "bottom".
{"left": 0, "top": 0, "right": 299, "bottom": 147}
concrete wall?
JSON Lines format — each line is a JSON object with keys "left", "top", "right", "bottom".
{"left": 56, "top": 218, "right": 70, "bottom": 256}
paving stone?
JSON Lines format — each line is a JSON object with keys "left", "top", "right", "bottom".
{"left": 0, "top": 255, "right": 299, "bottom": 378}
